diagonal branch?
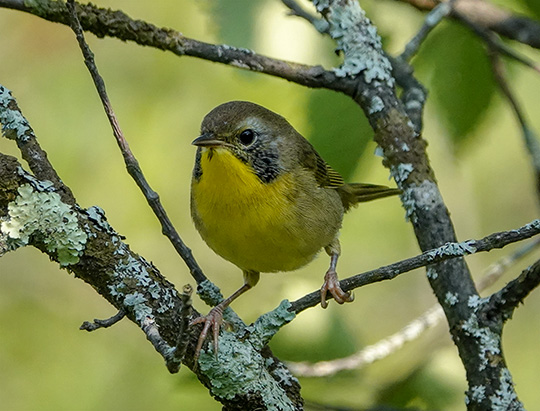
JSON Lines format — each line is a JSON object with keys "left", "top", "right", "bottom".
{"left": 399, "top": 2, "right": 452, "bottom": 61}
{"left": 0, "top": 87, "right": 75, "bottom": 205}
{"left": 0, "top": 80, "right": 307, "bottom": 408}
{"left": 65, "top": 0, "right": 206, "bottom": 286}
{"left": 485, "top": 259, "right": 540, "bottom": 322}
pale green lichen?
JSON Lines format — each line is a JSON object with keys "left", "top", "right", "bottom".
{"left": 197, "top": 300, "right": 297, "bottom": 408}
{"left": 426, "top": 267, "right": 438, "bottom": 280}
{"left": 489, "top": 368, "right": 522, "bottom": 410}
{"left": 124, "top": 291, "right": 153, "bottom": 322}
{"left": 197, "top": 279, "right": 224, "bottom": 306}
{"left": 444, "top": 292, "right": 458, "bottom": 306}
{"left": 0, "top": 86, "right": 30, "bottom": 142}
{"left": 391, "top": 163, "right": 414, "bottom": 184}
{"left": 401, "top": 180, "right": 443, "bottom": 223}
{"left": 461, "top": 313, "right": 501, "bottom": 371}
{"left": 199, "top": 331, "right": 296, "bottom": 410}
{"left": 313, "top": 0, "right": 394, "bottom": 86}
{"left": 244, "top": 300, "right": 296, "bottom": 349}
{"left": 427, "top": 240, "right": 477, "bottom": 259}
{"left": 1, "top": 184, "right": 87, "bottom": 265}
{"left": 368, "top": 95, "right": 385, "bottom": 114}
{"left": 468, "top": 295, "right": 485, "bottom": 309}
{"left": 107, "top": 250, "right": 179, "bottom": 321}
{"left": 86, "top": 205, "right": 116, "bottom": 235}
{"left": 524, "top": 219, "right": 540, "bottom": 231}
{"left": 469, "top": 385, "right": 486, "bottom": 403}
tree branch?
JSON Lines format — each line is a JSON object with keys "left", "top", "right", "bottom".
{"left": 64, "top": 0, "right": 207, "bottom": 286}
{"left": 399, "top": 2, "right": 452, "bottom": 61}
{"left": 0, "top": 86, "right": 75, "bottom": 204}
{"left": 395, "top": 0, "right": 540, "bottom": 50}
{"left": 80, "top": 309, "right": 126, "bottom": 331}
{"left": 485, "top": 259, "right": 540, "bottom": 322}
{"left": 289, "top": 237, "right": 540, "bottom": 377}
{"left": 306, "top": 1, "right": 526, "bottom": 408}
{"left": 0, "top": 0, "right": 358, "bottom": 95}
{"left": 290, "top": 219, "right": 540, "bottom": 313}
{"left": 0, "top": 87, "right": 303, "bottom": 409}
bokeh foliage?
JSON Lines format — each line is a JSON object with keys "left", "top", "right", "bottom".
{"left": 1, "top": 0, "right": 540, "bottom": 410}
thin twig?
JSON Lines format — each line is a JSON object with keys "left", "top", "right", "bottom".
{"left": 486, "top": 259, "right": 540, "bottom": 322}
{"left": 290, "top": 219, "right": 540, "bottom": 314}
{"left": 65, "top": 0, "right": 207, "bottom": 286}
{"left": 288, "top": 305, "right": 444, "bottom": 377}
{"left": 141, "top": 316, "right": 181, "bottom": 373}
{"left": 288, "top": 237, "right": 540, "bottom": 377}
{"left": 80, "top": 309, "right": 126, "bottom": 331}
{"left": 1, "top": 0, "right": 356, "bottom": 96}
{"left": 281, "top": 0, "right": 329, "bottom": 33}
{"left": 400, "top": 2, "right": 452, "bottom": 61}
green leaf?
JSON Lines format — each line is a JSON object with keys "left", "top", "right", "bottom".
{"left": 307, "top": 90, "right": 372, "bottom": 181}
{"left": 415, "top": 22, "right": 496, "bottom": 147}
{"left": 520, "top": 0, "right": 540, "bottom": 18}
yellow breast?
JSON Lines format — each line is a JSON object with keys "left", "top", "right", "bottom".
{"left": 190, "top": 147, "right": 342, "bottom": 273}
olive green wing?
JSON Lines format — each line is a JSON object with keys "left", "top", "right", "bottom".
{"left": 314, "top": 153, "right": 345, "bottom": 188}
{"left": 296, "top": 136, "right": 344, "bottom": 188}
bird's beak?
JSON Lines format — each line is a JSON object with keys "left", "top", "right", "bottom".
{"left": 192, "top": 133, "right": 227, "bottom": 148}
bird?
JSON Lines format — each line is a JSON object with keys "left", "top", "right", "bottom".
{"left": 190, "top": 101, "right": 400, "bottom": 359}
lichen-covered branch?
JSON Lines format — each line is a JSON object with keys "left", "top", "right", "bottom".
{"left": 0, "top": 153, "right": 186, "bottom": 367}
{"left": 289, "top": 237, "right": 540, "bottom": 377}
{"left": 0, "top": 86, "right": 75, "bottom": 204}
{"left": 0, "top": 86, "right": 303, "bottom": 409}
{"left": 290, "top": 220, "right": 540, "bottom": 313}
{"left": 2, "top": 1, "right": 539, "bottom": 408}
{"left": 485, "top": 259, "right": 540, "bottom": 322}
{"left": 307, "top": 1, "right": 525, "bottom": 409}
{"left": 0, "top": 151, "right": 303, "bottom": 408}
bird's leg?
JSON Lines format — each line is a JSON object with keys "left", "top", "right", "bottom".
{"left": 320, "top": 239, "right": 354, "bottom": 309}
{"left": 191, "top": 270, "right": 260, "bottom": 363}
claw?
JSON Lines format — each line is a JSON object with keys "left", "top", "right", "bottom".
{"left": 189, "top": 273, "right": 259, "bottom": 366}
{"left": 320, "top": 269, "right": 354, "bottom": 309}
{"left": 190, "top": 304, "right": 225, "bottom": 363}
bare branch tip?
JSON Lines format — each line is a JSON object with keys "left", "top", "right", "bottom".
{"left": 80, "top": 309, "right": 126, "bottom": 332}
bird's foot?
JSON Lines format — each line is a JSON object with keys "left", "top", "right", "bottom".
{"left": 320, "top": 269, "right": 354, "bottom": 309}
{"left": 190, "top": 303, "right": 225, "bottom": 364}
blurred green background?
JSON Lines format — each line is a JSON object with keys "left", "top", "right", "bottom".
{"left": 1, "top": 0, "right": 540, "bottom": 409}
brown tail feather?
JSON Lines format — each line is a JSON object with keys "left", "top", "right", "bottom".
{"left": 337, "top": 183, "right": 401, "bottom": 211}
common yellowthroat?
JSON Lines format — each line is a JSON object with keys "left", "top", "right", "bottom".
{"left": 190, "top": 101, "right": 399, "bottom": 357}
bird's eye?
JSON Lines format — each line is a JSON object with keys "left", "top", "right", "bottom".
{"left": 238, "top": 129, "right": 256, "bottom": 146}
